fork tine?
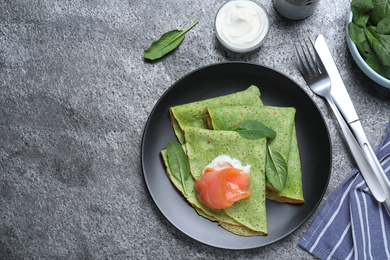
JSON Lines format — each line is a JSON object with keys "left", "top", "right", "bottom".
{"left": 294, "top": 43, "right": 307, "bottom": 76}
{"left": 303, "top": 39, "right": 318, "bottom": 75}
{"left": 295, "top": 42, "right": 312, "bottom": 78}
{"left": 295, "top": 42, "right": 314, "bottom": 81}
{"left": 294, "top": 36, "right": 332, "bottom": 99}
{"left": 300, "top": 40, "right": 318, "bottom": 76}
{"left": 295, "top": 37, "right": 328, "bottom": 81}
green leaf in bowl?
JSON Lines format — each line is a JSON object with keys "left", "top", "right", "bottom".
{"left": 376, "top": 17, "right": 390, "bottom": 34}
{"left": 365, "top": 26, "right": 390, "bottom": 66}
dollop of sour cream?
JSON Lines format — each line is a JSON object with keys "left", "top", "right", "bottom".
{"left": 202, "top": 155, "right": 251, "bottom": 175}
{"left": 215, "top": 0, "right": 269, "bottom": 51}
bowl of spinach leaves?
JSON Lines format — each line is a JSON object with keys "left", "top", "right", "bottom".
{"left": 347, "top": 0, "right": 390, "bottom": 88}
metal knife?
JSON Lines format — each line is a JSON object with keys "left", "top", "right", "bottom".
{"left": 314, "top": 34, "right": 390, "bottom": 215}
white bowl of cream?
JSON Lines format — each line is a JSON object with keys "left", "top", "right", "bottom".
{"left": 215, "top": 0, "right": 270, "bottom": 52}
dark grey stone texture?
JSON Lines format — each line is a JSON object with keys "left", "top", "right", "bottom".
{"left": 1, "top": 0, "right": 389, "bottom": 259}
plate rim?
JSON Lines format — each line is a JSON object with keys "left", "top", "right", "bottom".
{"left": 140, "top": 61, "right": 332, "bottom": 249}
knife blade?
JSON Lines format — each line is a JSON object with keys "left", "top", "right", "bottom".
{"left": 314, "top": 34, "right": 358, "bottom": 124}
{"left": 314, "top": 34, "right": 390, "bottom": 214}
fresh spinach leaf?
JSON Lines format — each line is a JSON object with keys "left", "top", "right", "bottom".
{"left": 166, "top": 141, "right": 191, "bottom": 195}
{"left": 366, "top": 53, "right": 390, "bottom": 78}
{"left": 235, "top": 120, "right": 276, "bottom": 139}
{"left": 371, "top": 0, "right": 390, "bottom": 25}
{"left": 350, "top": 0, "right": 390, "bottom": 80}
{"left": 353, "top": 13, "right": 372, "bottom": 27}
{"left": 351, "top": 0, "right": 374, "bottom": 26}
{"left": 365, "top": 26, "right": 390, "bottom": 66}
{"left": 265, "top": 146, "right": 288, "bottom": 192}
{"left": 351, "top": 0, "right": 374, "bottom": 15}
{"left": 144, "top": 21, "right": 198, "bottom": 61}
{"left": 376, "top": 17, "right": 390, "bottom": 34}
{"left": 348, "top": 22, "right": 373, "bottom": 58}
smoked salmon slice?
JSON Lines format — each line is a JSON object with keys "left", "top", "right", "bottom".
{"left": 194, "top": 167, "right": 250, "bottom": 209}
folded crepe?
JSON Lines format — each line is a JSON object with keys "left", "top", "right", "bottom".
{"left": 204, "top": 105, "right": 304, "bottom": 204}
{"left": 266, "top": 127, "right": 304, "bottom": 203}
{"left": 170, "top": 85, "right": 262, "bottom": 144}
{"left": 161, "top": 127, "right": 268, "bottom": 236}
{"left": 184, "top": 127, "right": 268, "bottom": 235}
{"left": 161, "top": 85, "right": 303, "bottom": 236}
{"left": 161, "top": 146, "right": 241, "bottom": 226}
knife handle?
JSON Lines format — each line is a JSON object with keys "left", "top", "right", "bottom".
{"left": 326, "top": 98, "right": 386, "bottom": 202}
{"left": 349, "top": 121, "right": 390, "bottom": 209}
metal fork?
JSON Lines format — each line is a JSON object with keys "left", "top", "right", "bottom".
{"left": 295, "top": 39, "right": 390, "bottom": 212}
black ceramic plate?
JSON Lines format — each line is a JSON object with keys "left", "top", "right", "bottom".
{"left": 141, "top": 62, "right": 331, "bottom": 249}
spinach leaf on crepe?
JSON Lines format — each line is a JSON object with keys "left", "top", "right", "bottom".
{"left": 166, "top": 141, "right": 191, "bottom": 195}
{"left": 266, "top": 146, "right": 288, "bottom": 191}
{"left": 266, "top": 127, "right": 304, "bottom": 203}
{"left": 235, "top": 120, "right": 276, "bottom": 139}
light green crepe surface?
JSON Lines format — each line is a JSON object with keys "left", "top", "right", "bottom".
{"left": 184, "top": 127, "right": 268, "bottom": 234}
{"left": 219, "top": 222, "right": 265, "bottom": 236}
{"left": 170, "top": 85, "right": 262, "bottom": 144}
{"left": 204, "top": 105, "right": 295, "bottom": 160}
{"left": 204, "top": 105, "right": 304, "bottom": 203}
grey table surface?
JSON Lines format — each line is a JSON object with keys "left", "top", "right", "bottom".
{"left": 1, "top": 0, "right": 390, "bottom": 259}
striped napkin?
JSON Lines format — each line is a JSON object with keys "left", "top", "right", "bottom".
{"left": 299, "top": 122, "right": 390, "bottom": 260}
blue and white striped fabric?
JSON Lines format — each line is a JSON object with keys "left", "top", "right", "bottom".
{"left": 299, "top": 122, "right": 390, "bottom": 260}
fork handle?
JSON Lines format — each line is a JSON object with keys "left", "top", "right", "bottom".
{"left": 325, "top": 96, "right": 387, "bottom": 203}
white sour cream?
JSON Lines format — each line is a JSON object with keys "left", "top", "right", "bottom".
{"left": 202, "top": 155, "right": 251, "bottom": 174}
{"left": 215, "top": 0, "right": 270, "bottom": 52}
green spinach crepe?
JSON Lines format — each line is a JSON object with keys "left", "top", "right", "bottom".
{"left": 204, "top": 105, "right": 304, "bottom": 203}
{"left": 161, "top": 127, "right": 268, "bottom": 236}
{"left": 184, "top": 127, "right": 268, "bottom": 235}
{"left": 161, "top": 85, "right": 303, "bottom": 237}
{"left": 170, "top": 85, "right": 262, "bottom": 144}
